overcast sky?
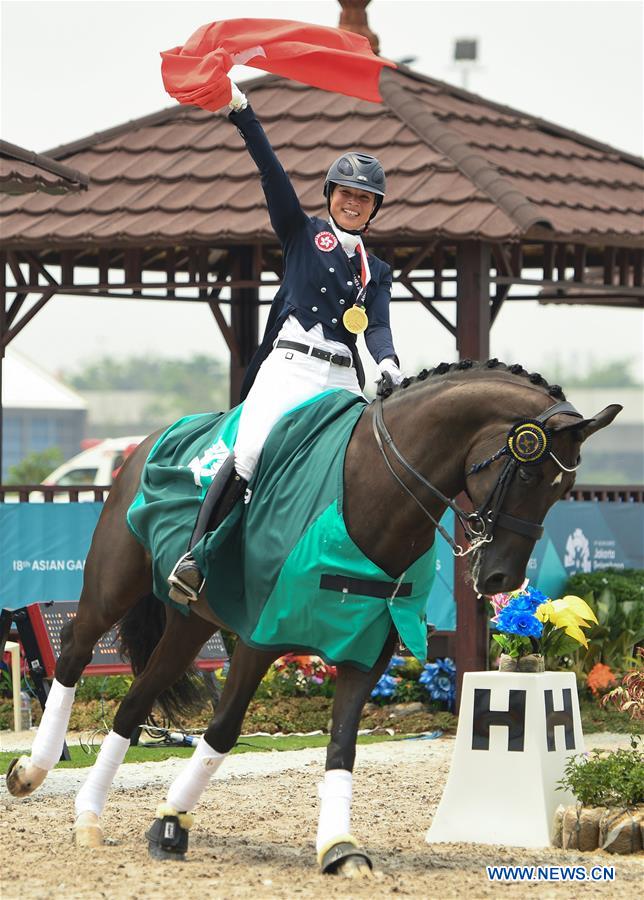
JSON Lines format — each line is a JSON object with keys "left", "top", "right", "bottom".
{"left": 2, "top": 0, "right": 642, "bottom": 385}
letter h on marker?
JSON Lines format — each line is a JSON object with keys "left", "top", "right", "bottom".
{"left": 544, "top": 688, "right": 576, "bottom": 751}
{"left": 471, "top": 688, "right": 526, "bottom": 751}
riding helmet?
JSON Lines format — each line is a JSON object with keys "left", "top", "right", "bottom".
{"left": 324, "top": 152, "right": 386, "bottom": 220}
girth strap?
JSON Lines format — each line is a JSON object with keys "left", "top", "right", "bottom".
{"left": 320, "top": 573, "right": 413, "bottom": 599}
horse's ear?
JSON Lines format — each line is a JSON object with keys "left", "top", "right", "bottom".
{"left": 553, "top": 404, "right": 622, "bottom": 443}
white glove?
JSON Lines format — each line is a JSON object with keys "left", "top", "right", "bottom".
{"left": 228, "top": 78, "right": 248, "bottom": 111}
{"left": 378, "top": 357, "right": 404, "bottom": 385}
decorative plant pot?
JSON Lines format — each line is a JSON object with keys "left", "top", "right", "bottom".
{"left": 518, "top": 654, "right": 545, "bottom": 673}
{"left": 498, "top": 653, "right": 518, "bottom": 672}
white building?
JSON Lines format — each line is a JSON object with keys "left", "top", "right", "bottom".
{"left": 1, "top": 350, "right": 87, "bottom": 479}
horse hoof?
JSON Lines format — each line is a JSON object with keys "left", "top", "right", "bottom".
{"left": 73, "top": 811, "right": 104, "bottom": 848}
{"left": 335, "top": 854, "right": 374, "bottom": 879}
{"left": 146, "top": 814, "right": 189, "bottom": 861}
{"left": 320, "top": 839, "right": 373, "bottom": 877}
{"left": 5, "top": 756, "right": 48, "bottom": 798}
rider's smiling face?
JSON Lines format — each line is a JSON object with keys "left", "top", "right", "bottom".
{"left": 329, "top": 185, "right": 376, "bottom": 231}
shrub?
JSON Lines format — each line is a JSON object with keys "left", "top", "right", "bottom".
{"left": 602, "top": 648, "right": 644, "bottom": 720}
{"left": 559, "top": 569, "right": 644, "bottom": 676}
{"left": 558, "top": 738, "right": 644, "bottom": 808}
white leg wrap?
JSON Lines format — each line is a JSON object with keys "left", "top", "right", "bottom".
{"left": 166, "top": 736, "right": 227, "bottom": 812}
{"left": 74, "top": 731, "right": 129, "bottom": 817}
{"left": 30, "top": 680, "right": 76, "bottom": 770}
{"left": 316, "top": 769, "right": 353, "bottom": 854}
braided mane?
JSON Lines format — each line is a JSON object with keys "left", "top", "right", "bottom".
{"left": 396, "top": 359, "right": 566, "bottom": 402}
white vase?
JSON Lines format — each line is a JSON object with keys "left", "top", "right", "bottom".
{"left": 426, "top": 671, "right": 583, "bottom": 848}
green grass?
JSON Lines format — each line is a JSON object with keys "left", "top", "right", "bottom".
{"left": 0, "top": 732, "right": 412, "bottom": 775}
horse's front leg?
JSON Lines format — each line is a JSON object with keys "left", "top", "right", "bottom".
{"left": 318, "top": 627, "right": 397, "bottom": 878}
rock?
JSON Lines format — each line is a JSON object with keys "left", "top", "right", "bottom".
{"left": 498, "top": 654, "right": 517, "bottom": 672}
{"left": 551, "top": 804, "right": 565, "bottom": 848}
{"left": 599, "top": 806, "right": 643, "bottom": 854}
{"left": 562, "top": 804, "right": 603, "bottom": 851}
{"left": 517, "top": 654, "right": 545, "bottom": 673}
{"left": 387, "top": 702, "right": 424, "bottom": 718}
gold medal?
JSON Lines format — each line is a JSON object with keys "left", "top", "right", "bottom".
{"left": 343, "top": 304, "right": 369, "bottom": 334}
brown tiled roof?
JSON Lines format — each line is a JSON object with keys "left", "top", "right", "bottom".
{"left": 0, "top": 140, "right": 88, "bottom": 195}
{"left": 1, "top": 67, "right": 642, "bottom": 247}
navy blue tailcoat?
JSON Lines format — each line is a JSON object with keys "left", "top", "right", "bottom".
{"left": 230, "top": 105, "right": 398, "bottom": 399}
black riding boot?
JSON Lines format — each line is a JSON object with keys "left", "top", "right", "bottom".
{"left": 168, "top": 454, "right": 247, "bottom": 605}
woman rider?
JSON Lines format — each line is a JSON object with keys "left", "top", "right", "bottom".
{"left": 168, "top": 80, "right": 403, "bottom": 604}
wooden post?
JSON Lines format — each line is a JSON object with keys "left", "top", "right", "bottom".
{"left": 456, "top": 241, "right": 490, "bottom": 360}
{"left": 454, "top": 241, "right": 491, "bottom": 705}
{"left": 229, "top": 246, "right": 259, "bottom": 406}
{"left": 0, "top": 251, "right": 5, "bottom": 480}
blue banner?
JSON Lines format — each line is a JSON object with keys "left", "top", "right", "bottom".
{"left": 0, "top": 503, "right": 102, "bottom": 610}
{"left": 1, "top": 502, "right": 641, "bottom": 630}
{"left": 425, "top": 503, "right": 643, "bottom": 632}
{"left": 525, "top": 500, "right": 644, "bottom": 599}
{"left": 427, "top": 510, "right": 456, "bottom": 631}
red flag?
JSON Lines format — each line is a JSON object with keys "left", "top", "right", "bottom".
{"left": 161, "top": 18, "right": 396, "bottom": 111}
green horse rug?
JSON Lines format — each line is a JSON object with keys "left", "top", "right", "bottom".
{"left": 127, "top": 389, "right": 437, "bottom": 669}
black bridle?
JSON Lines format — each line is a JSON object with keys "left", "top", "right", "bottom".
{"left": 372, "top": 397, "right": 582, "bottom": 558}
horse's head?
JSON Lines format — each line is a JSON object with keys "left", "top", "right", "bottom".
{"left": 466, "top": 403, "right": 622, "bottom": 596}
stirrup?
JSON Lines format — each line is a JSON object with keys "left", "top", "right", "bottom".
{"left": 167, "top": 552, "right": 205, "bottom": 605}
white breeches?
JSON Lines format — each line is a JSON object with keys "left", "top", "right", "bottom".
{"left": 233, "top": 345, "right": 363, "bottom": 481}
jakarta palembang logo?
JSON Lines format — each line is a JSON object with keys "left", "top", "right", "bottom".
{"left": 563, "top": 527, "right": 592, "bottom": 573}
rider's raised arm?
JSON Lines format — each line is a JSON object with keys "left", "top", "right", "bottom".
{"left": 229, "top": 102, "right": 307, "bottom": 244}
{"left": 364, "top": 266, "right": 399, "bottom": 365}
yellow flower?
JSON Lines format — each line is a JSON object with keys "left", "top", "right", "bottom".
{"left": 536, "top": 601, "right": 554, "bottom": 623}
{"left": 556, "top": 595, "right": 598, "bottom": 625}
{"left": 536, "top": 595, "right": 596, "bottom": 648}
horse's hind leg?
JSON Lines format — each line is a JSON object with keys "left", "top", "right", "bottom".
{"left": 74, "top": 607, "right": 215, "bottom": 848}
{"left": 146, "top": 640, "right": 277, "bottom": 860}
{"left": 6, "top": 484, "right": 152, "bottom": 799}
{"left": 318, "top": 627, "right": 397, "bottom": 878}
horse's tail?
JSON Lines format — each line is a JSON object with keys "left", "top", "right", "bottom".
{"left": 117, "top": 593, "right": 208, "bottom": 723}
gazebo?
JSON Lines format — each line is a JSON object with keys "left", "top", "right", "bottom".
{"left": 1, "top": 2, "right": 642, "bottom": 677}
{"left": 0, "top": 140, "right": 88, "bottom": 196}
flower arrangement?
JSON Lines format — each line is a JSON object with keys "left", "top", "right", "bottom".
{"left": 489, "top": 582, "right": 598, "bottom": 671}
{"left": 371, "top": 655, "right": 456, "bottom": 711}
{"left": 263, "top": 654, "right": 337, "bottom": 697}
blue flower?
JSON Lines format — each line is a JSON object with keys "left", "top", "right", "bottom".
{"left": 496, "top": 605, "right": 543, "bottom": 638}
{"left": 386, "top": 655, "right": 406, "bottom": 673}
{"left": 419, "top": 658, "right": 456, "bottom": 710}
{"left": 419, "top": 663, "right": 439, "bottom": 686}
{"left": 370, "top": 673, "right": 399, "bottom": 699}
{"left": 437, "top": 657, "right": 456, "bottom": 675}
{"left": 514, "top": 587, "right": 549, "bottom": 609}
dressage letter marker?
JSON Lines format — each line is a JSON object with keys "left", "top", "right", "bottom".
{"left": 426, "top": 672, "right": 583, "bottom": 848}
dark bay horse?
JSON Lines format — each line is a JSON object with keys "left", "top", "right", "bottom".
{"left": 6, "top": 361, "right": 619, "bottom": 877}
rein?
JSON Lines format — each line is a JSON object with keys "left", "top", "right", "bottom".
{"left": 372, "top": 396, "right": 582, "bottom": 558}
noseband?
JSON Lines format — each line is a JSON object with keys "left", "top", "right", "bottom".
{"left": 372, "top": 397, "right": 582, "bottom": 558}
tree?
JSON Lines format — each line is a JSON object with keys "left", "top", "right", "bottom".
{"left": 6, "top": 448, "right": 64, "bottom": 484}
{"left": 549, "top": 357, "right": 641, "bottom": 388}
{"left": 63, "top": 354, "right": 229, "bottom": 414}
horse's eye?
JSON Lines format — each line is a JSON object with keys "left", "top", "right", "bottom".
{"left": 518, "top": 467, "right": 535, "bottom": 484}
